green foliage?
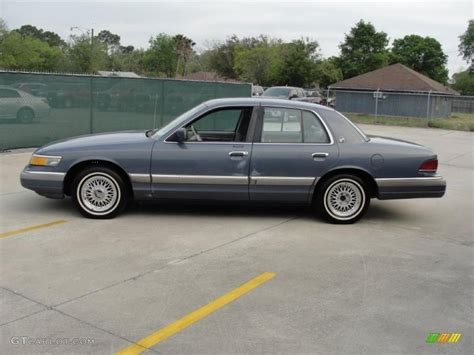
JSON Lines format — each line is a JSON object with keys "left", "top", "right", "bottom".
{"left": 390, "top": 35, "right": 448, "bottom": 83}
{"left": 234, "top": 37, "right": 282, "bottom": 86}
{"left": 143, "top": 33, "right": 179, "bottom": 77}
{"left": 336, "top": 20, "right": 389, "bottom": 79}
{"left": 451, "top": 69, "right": 474, "bottom": 95}
{"left": 66, "top": 34, "right": 108, "bottom": 73}
{"left": 0, "top": 31, "right": 64, "bottom": 71}
{"left": 97, "top": 30, "right": 121, "bottom": 54}
{"left": 174, "top": 34, "right": 195, "bottom": 76}
{"left": 207, "top": 36, "right": 241, "bottom": 79}
{"left": 459, "top": 20, "right": 474, "bottom": 64}
{"left": 14, "top": 24, "right": 65, "bottom": 48}
{"left": 281, "top": 39, "right": 320, "bottom": 87}
{"left": 313, "top": 59, "right": 343, "bottom": 88}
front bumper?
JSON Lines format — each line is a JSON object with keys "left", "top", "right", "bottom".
{"left": 20, "top": 167, "right": 65, "bottom": 199}
{"left": 375, "top": 176, "right": 446, "bottom": 200}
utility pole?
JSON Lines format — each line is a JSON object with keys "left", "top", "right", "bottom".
{"left": 90, "top": 28, "right": 94, "bottom": 73}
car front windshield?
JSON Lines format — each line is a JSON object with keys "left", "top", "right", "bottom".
{"left": 263, "top": 87, "right": 291, "bottom": 97}
{"left": 152, "top": 104, "right": 206, "bottom": 138}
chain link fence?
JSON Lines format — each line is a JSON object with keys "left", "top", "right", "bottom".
{"left": 327, "top": 89, "right": 457, "bottom": 119}
{"left": 0, "top": 71, "right": 251, "bottom": 150}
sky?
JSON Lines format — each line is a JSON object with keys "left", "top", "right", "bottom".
{"left": 1, "top": 0, "right": 472, "bottom": 76}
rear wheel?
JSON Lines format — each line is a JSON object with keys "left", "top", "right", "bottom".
{"left": 17, "top": 107, "right": 35, "bottom": 123}
{"left": 316, "top": 174, "right": 370, "bottom": 224}
{"left": 71, "top": 166, "right": 130, "bottom": 219}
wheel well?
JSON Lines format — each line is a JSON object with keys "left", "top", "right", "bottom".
{"left": 17, "top": 106, "right": 35, "bottom": 117}
{"left": 314, "top": 168, "right": 378, "bottom": 199}
{"left": 63, "top": 160, "right": 132, "bottom": 196}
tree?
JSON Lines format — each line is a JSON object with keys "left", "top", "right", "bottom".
{"left": 207, "top": 36, "right": 241, "bottom": 79}
{"left": 15, "top": 24, "right": 65, "bottom": 48}
{"left": 277, "top": 38, "right": 320, "bottom": 87}
{"left": 234, "top": 37, "right": 282, "bottom": 85}
{"left": 0, "top": 31, "right": 63, "bottom": 71}
{"left": 97, "top": 30, "right": 121, "bottom": 54}
{"left": 313, "top": 58, "right": 343, "bottom": 88}
{"left": 336, "top": 20, "right": 389, "bottom": 79}
{"left": 459, "top": 20, "right": 474, "bottom": 64}
{"left": 173, "top": 34, "right": 195, "bottom": 76}
{"left": 143, "top": 33, "right": 178, "bottom": 77}
{"left": 0, "top": 18, "right": 8, "bottom": 39}
{"left": 390, "top": 35, "right": 448, "bottom": 83}
{"left": 451, "top": 69, "right": 474, "bottom": 95}
{"left": 66, "top": 33, "right": 108, "bottom": 73}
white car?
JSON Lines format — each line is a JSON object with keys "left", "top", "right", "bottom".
{"left": 0, "top": 85, "right": 50, "bottom": 123}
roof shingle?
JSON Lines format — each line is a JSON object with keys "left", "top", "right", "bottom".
{"left": 329, "top": 63, "right": 458, "bottom": 95}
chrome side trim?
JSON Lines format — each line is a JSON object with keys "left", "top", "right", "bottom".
{"left": 250, "top": 176, "right": 316, "bottom": 186}
{"left": 21, "top": 170, "right": 66, "bottom": 182}
{"left": 375, "top": 176, "right": 446, "bottom": 188}
{"left": 129, "top": 173, "right": 151, "bottom": 183}
{"left": 152, "top": 174, "right": 248, "bottom": 185}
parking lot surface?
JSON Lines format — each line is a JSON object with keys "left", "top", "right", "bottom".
{"left": 0, "top": 124, "right": 472, "bottom": 354}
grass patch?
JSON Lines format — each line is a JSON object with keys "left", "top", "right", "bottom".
{"left": 345, "top": 112, "right": 474, "bottom": 132}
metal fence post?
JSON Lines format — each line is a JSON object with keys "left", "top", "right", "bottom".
{"left": 374, "top": 89, "right": 379, "bottom": 120}
{"left": 426, "top": 90, "right": 432, "bottom": 119}
{"left": 89, "top": 76, "right": 94, "bottom": 133}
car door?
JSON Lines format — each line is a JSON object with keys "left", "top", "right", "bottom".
{"left": 151, "top": 105, "right": 257, "bottom": 201}
{"left": 249, "top": 106, "right": 339, "bottom": 203}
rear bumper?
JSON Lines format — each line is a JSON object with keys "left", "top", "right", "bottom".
{"left": 376, "top": 176, "right": 446, "bottom": 200}
{"left": 20, "top": 167, "right": 65, "bottom": 199}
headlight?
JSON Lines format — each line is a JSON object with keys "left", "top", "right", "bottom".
{"left": 30, "top": 154, "right": 62, "bottom": 167}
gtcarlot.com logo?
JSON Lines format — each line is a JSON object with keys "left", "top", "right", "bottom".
{"left": 10, "top": 336, "right": 95, "bottom": 346}
{"left": 426, "top": 333, "right": 462, "bottom": 344}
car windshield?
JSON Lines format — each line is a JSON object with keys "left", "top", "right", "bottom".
{"left": 152, "top": 104, "right": 206, "bottom": 138}
{"left": 263, "top": 87, "right": 291, "bottom": 97}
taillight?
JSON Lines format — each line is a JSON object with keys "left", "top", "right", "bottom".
{"left": 419, "top": 159, "right": 438, "bottom": 173}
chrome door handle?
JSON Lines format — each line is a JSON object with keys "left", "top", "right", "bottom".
{"left": 229, "top": 151, "right": 249, "bottom": 157}
{"left": 312, "top": 152, "right": 329, "bottom": 158}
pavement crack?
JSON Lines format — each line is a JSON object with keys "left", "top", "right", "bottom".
{"left": 0, "top": 286, "right": 159, "bottom": 353}
{"left": 53, "top": 215, "right": 299, "bottom": 309}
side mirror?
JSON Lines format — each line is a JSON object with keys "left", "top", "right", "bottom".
{"left": 174, "top": 127, "right": 187, "bottom": 143}
{"left": 289, "top": 94, "right": 298, "bottom": 100}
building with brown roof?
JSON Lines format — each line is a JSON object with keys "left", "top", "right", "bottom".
{"left": 329, "top": 63, "right": 458, "bottom": 118}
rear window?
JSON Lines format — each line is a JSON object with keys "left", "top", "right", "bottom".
{"left": 319, "top": 110, "right": 367, "bottom": 143}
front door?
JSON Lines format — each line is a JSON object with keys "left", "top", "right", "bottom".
{"left": 151, "top": 105, "right": 256, "bottom": 201}
{"left": 249, "top": 106, "right": 339, "bottom": 203}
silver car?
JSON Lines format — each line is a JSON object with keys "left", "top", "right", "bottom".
{"left": 0, "top": 85, "right": 50, "bottom": 123}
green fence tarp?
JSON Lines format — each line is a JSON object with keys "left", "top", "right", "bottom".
{"left": 0, "top": 72, "right": 251, "bottom": 150}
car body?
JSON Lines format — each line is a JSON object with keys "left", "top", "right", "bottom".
{"left": 304, "top": 90, "right": 322, "bottom": 104}
{"left": 262, "top": 86, "right": 311, "bottom": 102}
{"left": 0, "top": 85, "right": 50, "bottom": 122}
{"left": 252, "top": 85, "right": 264, "bottom": 97}
{"left": 20, "top": 98, "right": 446, "bottom": 223}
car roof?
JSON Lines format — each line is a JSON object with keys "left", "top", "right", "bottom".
{"left": 203, "top": 97, "right": 334, "bottom": 112}
{"left": 265, "top": 86, "right": 299, "bottom": 90}
{"left": 0, "top": 85, "right": 18, "bottom": 90}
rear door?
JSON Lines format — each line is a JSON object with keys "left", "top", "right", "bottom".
{"left": 249, "top": 106, "right": 339, "bottom": 203}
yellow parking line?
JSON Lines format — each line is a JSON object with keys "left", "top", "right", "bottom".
{"left": 116, "top": 272, "right": 276, "bottom": 355}
{"left": 0, "top": 220, "right": 67, "bottom": 239}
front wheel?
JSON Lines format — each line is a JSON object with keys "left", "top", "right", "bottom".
{"left": 315, "top": 174, "right": 370, "bottom": 224}
{"left": 72, "top": 166, "right": 130, "bottom": 219}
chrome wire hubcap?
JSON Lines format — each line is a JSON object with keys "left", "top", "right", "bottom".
{"left": 79, "top": 174, "right": 118, "bottom": 213}
{"left": 326, "top": 180, "right": 363, "bottom": 218}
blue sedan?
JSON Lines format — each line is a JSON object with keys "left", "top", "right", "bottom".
{"left": 20, "top": 98, "right": 446, "bottom": 224}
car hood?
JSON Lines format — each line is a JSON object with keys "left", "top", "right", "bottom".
{"left": 36, "top": 131, "right": 149, "bottom": 154}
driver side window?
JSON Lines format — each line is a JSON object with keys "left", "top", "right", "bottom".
{"left": 185, "top": 107, "right": 253, "bottom": 142}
